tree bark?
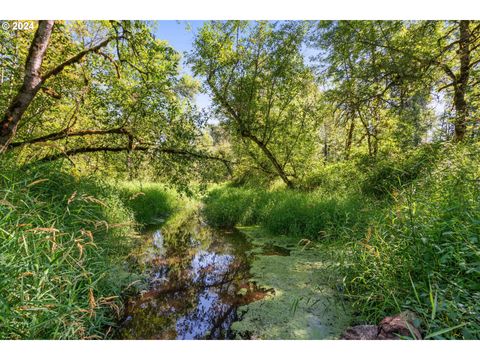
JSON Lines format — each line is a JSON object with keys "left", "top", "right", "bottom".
{"left": 36, "top": 145, "right": 233, "bottom": 166}
{"left": 0, "top": 20, "right": 54, "bottom": 152}
{"left": 322, "top": 121, "right": 329, "bottom": 163}
{"left": 357, "top": 109, "right": 374, "bottom": 156}
{"left": 453, "top": 20, "right": 471, "bottom": 141}
{"left": 345, "top": 118, "right": 355, "bottom": 160}
{"left": 243, "top": 131, "right": 293, "bottom": 188}
{"left": 8, "top": 127, "right": 131, "bottom": 149}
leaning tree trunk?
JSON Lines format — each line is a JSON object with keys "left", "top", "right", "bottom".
{"left": 323, "top": 121, "right": 329, "bottom": 163}
{"left": 345, "top": 118, "right": 355, "bottom": 160}
{"left": 0, "top": 20, "right": 54, "bottom": 152}
{"left": 245, "top": 132, "right": 294, "bottom": 188}
{"left": 453, "top": 20, "right": 471, "bottom": 141}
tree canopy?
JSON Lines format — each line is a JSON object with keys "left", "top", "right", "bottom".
{"left": 1, "top": 20, "right": 479, "bottom": 186}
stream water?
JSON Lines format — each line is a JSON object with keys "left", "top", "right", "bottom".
{"left": 116, "top": 215, "right": 271, "bottom": 339}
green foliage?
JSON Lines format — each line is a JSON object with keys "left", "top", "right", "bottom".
{"left": 115, "top": 181, "right": 180, "bottom": 225}
{"left": 189, "top": 21, "right": 322, "bottom": 186}
{"left": 340, "top": 143, "right": 480, "bottom": 339}
{"left": 205, "top": 143, "right": 480, "bottom": 339}
{"left": 1, "top": 20, "right": 211, "bottom": 183}
{"left": 300, "top": 161, "right": 365, "bottom": 193}
{"left": 360, "top": 144, "right": 441, "bottom": 197}
{"left": 203, "top": 184, "right": 371, "bottom": 241}
{"left": 262, "top": 192, "right": 367, "bottom": 240}
{"left": 0, "top": 160, "right": 144, "bottom": 339}
{"left": 202, "top": 185, "right": 269, "bottom": 228}
{"left": 2, "top": 20, "right": 480, "bottom": 340}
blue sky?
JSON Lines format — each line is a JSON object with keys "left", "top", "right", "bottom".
{"left": 154, "top": 20, "right": 203, "bottom": 54}
{"left": 154, "top": 21, "right": 212, "bottom": 111}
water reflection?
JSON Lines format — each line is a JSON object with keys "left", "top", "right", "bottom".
{"left": 117, "top": 214, "right": 267, "bottom": 339}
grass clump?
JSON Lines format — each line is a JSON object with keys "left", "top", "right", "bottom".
{"left": 0, "top": 161, "right": 143, "bottom": 339}
{"left": 116, "top": 181, "right": 180, "bottom": 225}
{"left": 261, "top": 192, "right": 369, "bottom": 240}
{"left": 202, "top": 185, "right": 269, "bottom": 228}
{"left": 203, "top": 185, "right": 373, "bottom": 242}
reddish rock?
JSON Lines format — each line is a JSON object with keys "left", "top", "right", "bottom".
{"left": 377, "top": 311, "right": 422, "bottom": 340}
{"left": 341, "top": 325, "right": 379, "bottom": 340}
{"left": 342, "top": 311, "right": 422, "bottom": 340}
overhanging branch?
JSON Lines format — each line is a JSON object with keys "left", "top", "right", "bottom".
{"left": 35, "top": 144, "right": 234, "bottom": 170}
{"left": 9, "top": 127, "right": 130, "bottom": 149}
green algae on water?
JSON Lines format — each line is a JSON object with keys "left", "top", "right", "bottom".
{"left": 232, "top": 227, "right": 351, "bottom": 339}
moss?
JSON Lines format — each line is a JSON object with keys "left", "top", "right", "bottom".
{"left": 232, "top": 227, "right": 351, "bottom": 339}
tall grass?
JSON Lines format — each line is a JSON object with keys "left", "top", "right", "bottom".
{"left": 204, "top": 143, "right": 480, "bottom": 339}
{"left": 0, "top": 161, "right": 178, "bottom": 339}
{"left": 343, "top": 144, "right": 480, "bottom": 339}
{"left": 203, "top": 185, "right": 374, "bottom": 241}
{"left": 115, "top": 181, "right": 179, "bottom": 225}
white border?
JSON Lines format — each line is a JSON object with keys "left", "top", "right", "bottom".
{"left": 0, "top": 0, "right": 480, "bottom": 20}
{"left": 0, "top": 339, "right": 478, "bottom": 360}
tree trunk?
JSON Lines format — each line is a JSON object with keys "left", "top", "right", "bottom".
{"left": 453, "top": 20, "right": 471, "bottom": 141}
{"left": 245, "top": 132, "right": 293, "bottom": 188}
{"left": 323, "top": 121, "right": 329, "bottom": 163}
{"left": 0, "top": 20, "right": 54, "bottom": 152}
{"left": 345, "top": 118, "right": 355, "bottom": 160}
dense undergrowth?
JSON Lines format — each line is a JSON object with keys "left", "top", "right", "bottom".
{"left": 0, "top": 160, "right": 179, "bottom": 339}
{"left": 204, "top": 185, "right": 373, "bottom": 241}
{"left": 203, "top": 143, "right": 480, "bottom": 339}
{"left": 115, "top": 181, "right": 179, "bottom": 225}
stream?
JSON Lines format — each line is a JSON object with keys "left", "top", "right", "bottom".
{"left": 116, "top": 214, "right": 271, "bottom": 339}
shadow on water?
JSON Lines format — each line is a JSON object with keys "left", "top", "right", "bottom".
{"left": 116, "top": 213, "right": 272, "bottom": 340}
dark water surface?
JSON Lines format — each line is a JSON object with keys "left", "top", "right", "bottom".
{"left": 116, "top": 216, "right": 269, "bottom": 339}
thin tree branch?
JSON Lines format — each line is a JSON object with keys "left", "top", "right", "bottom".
{"left": 9, "top": 127, "right": 130, "bottom": 149}
{"left": 36, "top": 144, "right": 234, "bottom": 166}
{"left": 42, "top": 37, "right": 116, "bottom": 81}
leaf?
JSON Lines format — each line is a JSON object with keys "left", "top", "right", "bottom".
{"left": 408, "top": 273, "right": 421, "bottom": 305}
{"left": 26, "top": 178, "right": 49, "bottom": 187}
{"left": 429, "top": 279, "right": 438, "bottom": 321}
{"left": 0, "top": 199, "right": 15, "bottom": 208}
{"left": 425, "top": 323, "right": 467, "bottom": 339}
